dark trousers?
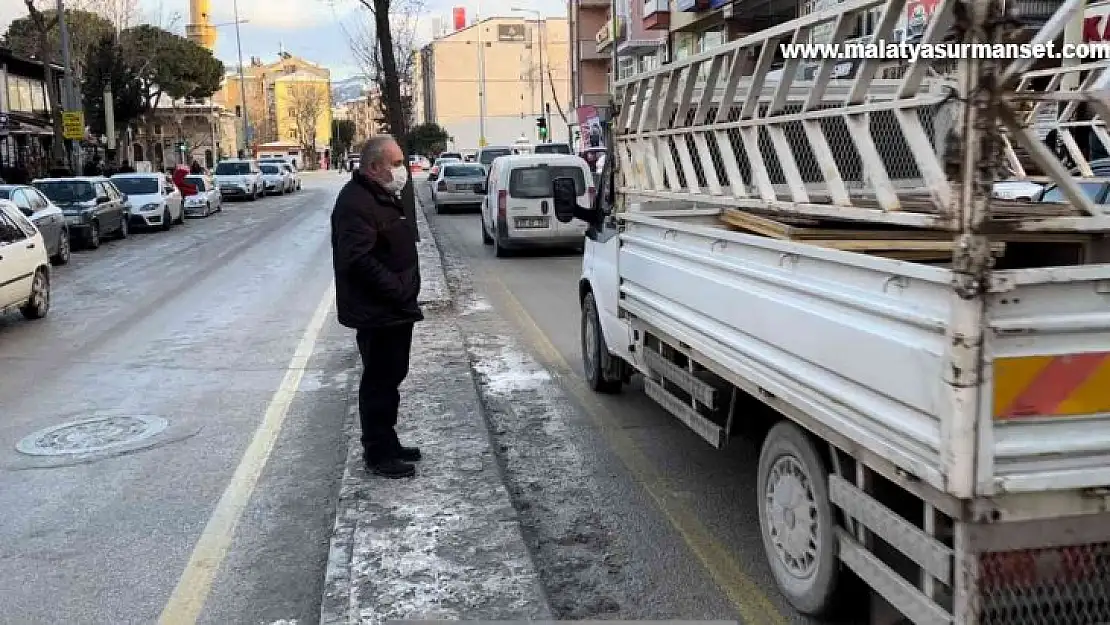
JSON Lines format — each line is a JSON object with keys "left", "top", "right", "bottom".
{"left": 355, "top": 324, "right": 415, "bottom": 463}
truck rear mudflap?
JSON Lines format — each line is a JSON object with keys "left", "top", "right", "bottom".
{"left": 984, "top": 266, "right": 1110, "bottom": 496}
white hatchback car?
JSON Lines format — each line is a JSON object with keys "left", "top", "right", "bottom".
{"left": 183, "top": 174, "right": 223, "bottom": 217}
{"left": 259, "top": 162, "right": 293, "bottom": 195}
{"left": 0, "top": 199, "right": 50, "bottom": 320}
{"left": 480, "top": 154, "right": 594, "bottom": 257}
{"left": 110, "top": 172, "right": 183, "bottom": 230}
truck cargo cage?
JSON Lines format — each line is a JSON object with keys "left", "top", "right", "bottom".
{"left": 610, "top": 0, "right": 1110, "bottom": 234}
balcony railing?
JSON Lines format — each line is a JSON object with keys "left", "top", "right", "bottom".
{"left": 579, "top": 40, "right": 610, "bottom": 61}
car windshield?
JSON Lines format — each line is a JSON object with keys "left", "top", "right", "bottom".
{"left": 444, "top": 165, "right": 485, "bottom": 178}
{"left": 435, "top": 158, "right": 461, "bottom": 166}
{"left": 1039, "top": 182, "right": 1106, "bottom": 204}
{"left": 440, "top": 153, "right": 462, "bottom": 160}
{"left": 535, "top": 144, "right": 572, "bottom": 154}
{"left": 216, "top": 162, "right": 252, "bottom": 175}
{"left": 186, "top": 176, "right": 207, "bottom": 191}
{"left": 479, "top": 149, "right": 511, "bottom": 165}
{"left": 509, "top": 165, "right": 586, "bottom": 198}
{"left": 261, "top": 165, "right": 281, "bottom": 174}
{"left": 35, "top": 180, "right": 96, "bottom": 203}
{"left": 111, "top": 177, "right": 159, "bottom": 195}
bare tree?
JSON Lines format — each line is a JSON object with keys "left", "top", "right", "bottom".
{"left": 289, "top": 83, "right": 326, "bottom": 167}
{"left": 342, "top": 1, "right": 423, "bottom": 135}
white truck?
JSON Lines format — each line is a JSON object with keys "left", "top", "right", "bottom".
{"left": 550, "top": 0, "right": 1110, "bottom": 623}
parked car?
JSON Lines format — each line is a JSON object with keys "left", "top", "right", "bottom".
{"left": 431, "top": 163, "right": 487, "bottom": 213}
{"left": 439, "top": 151, "right": 463, "bottom": 161}
{"left": 32, "top": 177, "right": 129, "bottom": 249}
{"left": 0, "top": 200, "right": 50, "bottom": 320}
{"left": 0, "top": 184, "right": 70, "bottom": 265}
{"left": 260, "top": 163, "right": 293, "bottom": 195}
{"left": 480, "top": 154, "right": 594, "bottom": 257}
{"left": 429, "top": 156, "right": 461, "bottom": 179}
{"left": 111, "top": 172, "right": 183, "bottom": 230}
{"left": 183, "top": 174, "right": 223, "bottom": 217}
{"left": 476, "top": 146, "right": 513, "bottom": 167}
{"left": 279, "top": 163, "right": 301, "bottom": 190}
{"left": 214, "top": 159, "right": 264, "bottom": 200}
{"left": 534, "top": 142, "right": 573, "bottom": 155}
{"left": 408, "top": 154, "right": 431, "bottom": 172}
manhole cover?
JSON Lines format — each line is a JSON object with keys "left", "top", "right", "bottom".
{"left": 16, "top": 415, "right": 169, "bottom": 456}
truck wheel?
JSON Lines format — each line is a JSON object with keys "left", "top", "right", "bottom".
{"left": 757, "top": 421, "right": 840, "bottom": 616}
{"left": 581, "top": 291, "right": 622, "bottom": 393}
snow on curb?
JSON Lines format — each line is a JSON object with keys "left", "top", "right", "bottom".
{"left": 319, "top": 312, "right": 550, "bottom": 625}
{"left": 415, "top": 196, "right": 451, "bottom": 309}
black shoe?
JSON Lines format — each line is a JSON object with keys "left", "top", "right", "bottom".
{"left": 398, "top": 446, "right": 422, "bottom": 462}
{"left": 367, "top": 457, "right": 416, "bottom": 478}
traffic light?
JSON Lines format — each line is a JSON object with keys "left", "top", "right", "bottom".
{"left": 536, "top": 116, "right": 548, "bottom": 140}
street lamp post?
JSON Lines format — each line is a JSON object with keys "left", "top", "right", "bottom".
{"left": 233, "top": 0, "right": 250, "bottom": 157}
{"left": 512, "top": 8, "right": 546, "bottom": 142}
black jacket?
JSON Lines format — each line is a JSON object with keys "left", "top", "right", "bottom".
{"left": 331, "top": 171, "right": 423, "bottom": 329}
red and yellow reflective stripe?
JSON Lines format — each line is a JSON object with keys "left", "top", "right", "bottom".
{"left": 993, "top": 351, "right": 1110, "bottom": 419}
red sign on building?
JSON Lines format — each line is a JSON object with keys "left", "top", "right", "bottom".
{"left": 453, "top": 7, "right": 466, "bottom": 31}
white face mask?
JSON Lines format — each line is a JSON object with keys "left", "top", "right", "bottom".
{"left": 384, "top": 165, "right": 407, "bottom": 193}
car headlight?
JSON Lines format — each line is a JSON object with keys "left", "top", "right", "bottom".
{"left": 141, "top": 203, "right": 160, "bottom": 212}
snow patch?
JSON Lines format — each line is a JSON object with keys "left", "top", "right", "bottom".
{"left": 470, "top": 342, "right": 551, "bottom": 395}
{"left": 462, "top": 298, "right": 492, "bottom": 315}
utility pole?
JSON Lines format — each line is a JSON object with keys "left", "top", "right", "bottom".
{"left": 537, "top": 19, "right": 546, "bottom": 142}
{"left": 57, "top": 0, "right": 81, "bottom": 170}
{"left": 477, "top": 8, "right": 487, "bottom": 147}
{"left": 233, "top": 0, "right": 250, "bottom": 157}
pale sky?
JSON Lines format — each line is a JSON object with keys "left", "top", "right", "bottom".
{"left": 1, "top": 0, "right": 569, "bottom": 80}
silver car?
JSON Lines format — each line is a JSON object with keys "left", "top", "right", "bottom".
{"left": 431, "top": 163, "right": 487, "bottom": 213}
{"left": 183, "top": 174, "right": 223, "bottom": 217}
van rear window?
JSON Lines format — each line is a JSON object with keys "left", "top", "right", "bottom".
{"left": 509, "top": 166, "right": 585, "bottom": 199}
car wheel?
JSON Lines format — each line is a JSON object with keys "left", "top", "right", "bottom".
{"left": 87, "top": 221, "right": 101, "bottom": 249}
{"left": 582, "top": 291, "right": 623, "bottom": 393}
{"left": 20, "top": 268, "right": 50, "bottom": 320}
{"left": 758, "top": 421, "right": 842, "bottom": 617}
{"left": 162, "top": 209, "right": 173, "bottom": 231}
{"left": 250, "top": 188, "right": 259, "bottom": 201}
{"left": 51, "top": 229, "right": 71, "bottom": 265}
{"left": 217, "top": 201, "right": 223, "bottom": 213}
{"left": 117, "top": 215, "right": 129, "bottom": 239}
{"left": 204, "top": 202, "right": 211, "bottom": 217}
{"left": 176, "top": 207, "right": 185, "bottom": 224}
{"left": 482, "top": 219, "right": 494, "bottom": 245}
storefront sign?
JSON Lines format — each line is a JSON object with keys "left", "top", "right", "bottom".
{"left": 577, "top": 105, "right": 604, "bottom": 149}
{"left": 497, "top": 24, "right": 527, "bottom": 41}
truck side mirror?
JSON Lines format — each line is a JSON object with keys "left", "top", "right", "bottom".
{"left": 553, "top": 177, "right": 582, "bottom": 223}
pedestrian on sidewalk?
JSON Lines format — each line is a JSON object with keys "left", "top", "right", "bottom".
{"left": 331, "top": 134, "right": 424, "bottom": 479}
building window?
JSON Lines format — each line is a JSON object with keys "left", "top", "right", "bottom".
{"left": 235, "top": 105, "right": 242, "bottom": 117}
{"left": 617, "top": 56, "right": 636, "bottom": 81}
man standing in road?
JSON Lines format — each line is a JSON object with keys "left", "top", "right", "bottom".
{"left": 331, "top": 134, "right": 424, "bottom": 479}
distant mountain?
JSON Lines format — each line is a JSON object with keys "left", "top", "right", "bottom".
{"left": 332, "top": 76, "right": 372, "bottom": 104}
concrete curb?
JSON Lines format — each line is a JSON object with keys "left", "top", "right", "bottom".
{"left": 318, "top": 186, "right": 551, "bottom": 625}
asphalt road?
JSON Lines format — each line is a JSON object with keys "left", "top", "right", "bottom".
{"left": 0, "top": 172, "right": 355, "bottom": 625}
{"left": 420, "top": 184, "right": 848, "bottom": 625}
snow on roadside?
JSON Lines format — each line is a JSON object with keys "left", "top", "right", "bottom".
{"left": 469, "top": 342, "right": 551, "bottom": 395}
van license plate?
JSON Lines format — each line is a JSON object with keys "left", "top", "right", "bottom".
{"left": 515, "top": 217, "right": 548, "bottom": 229}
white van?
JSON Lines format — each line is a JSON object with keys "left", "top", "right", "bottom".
{"left": 480, "top": 154, "right": 594, "bottom": 257}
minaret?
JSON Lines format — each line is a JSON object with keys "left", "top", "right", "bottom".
{"left": 186, "top": 0, "right": 217, "bottom": 52}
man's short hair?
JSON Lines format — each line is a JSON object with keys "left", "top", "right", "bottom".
{"left": 359, "top": 134, "right": 397, "bottom": 171}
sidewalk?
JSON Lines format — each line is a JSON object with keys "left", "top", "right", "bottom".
{"left": 319, "top": 203, "right": 551, "bottom": 624}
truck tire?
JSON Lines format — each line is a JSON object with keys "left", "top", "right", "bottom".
{"left": 757, "top": 421, "right": 840, "bottom": 617}
{"left": 581, "top": 291, "right": 622, "bottom": 394}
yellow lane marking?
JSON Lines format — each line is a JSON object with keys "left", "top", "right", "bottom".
{"left": 477, "top": 269, "right": 790, "bottom": 625}
{"left": 158, "top": 280, "right": 336, "bottom": 625}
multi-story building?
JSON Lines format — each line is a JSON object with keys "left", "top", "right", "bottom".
{"left": 214, "top": 52, "right": 333, "bottom": 158}
{"left": 414, "top": 17, "right": 572, "bottom": 150}
{"left": 0, "top": 47, "right": 62, "bottom": 180}
{"left": 130, "top": 98, "right": 239, "bottom": 171}
{"left": 569, "top": 0, "right": 665, "bottom": 149}
{"left": 333, "top": 92, "right": 385, "bottom": 149}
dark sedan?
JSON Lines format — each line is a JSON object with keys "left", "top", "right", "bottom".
{"left": 32, "top": 177, "right": 130, "bottom": 249}
{"left": 0, "top": 184, "right": 71, "bottom": 264}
